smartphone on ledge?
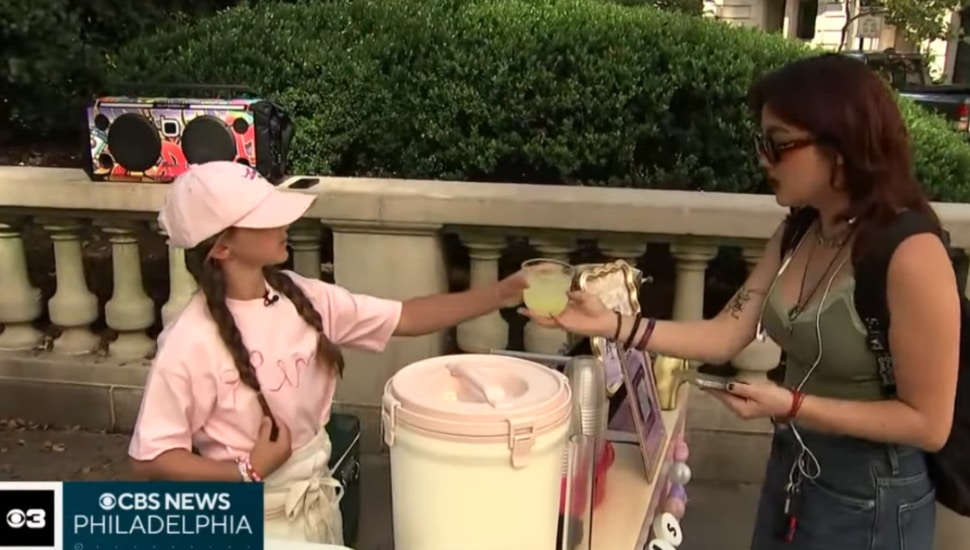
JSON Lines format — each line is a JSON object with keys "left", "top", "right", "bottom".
{"left": 676, "top": 370, "right": 734, "bottom": 391}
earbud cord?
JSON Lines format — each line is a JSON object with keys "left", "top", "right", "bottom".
{"left": 755, "top": 229, "right": 849, "bottom": 488}
{"left": 787, "top": 253, "right": 847, "bottom": 487}
{"left": 755, "top": 237, "right": 805, "bottom": 343}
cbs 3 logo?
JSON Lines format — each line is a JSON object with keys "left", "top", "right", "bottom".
{"left": 5, "top": 508, "right": 46, "bottom": 529}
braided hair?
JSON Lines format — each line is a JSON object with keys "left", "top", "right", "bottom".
{"left": 183, "top": 234, "right": 345, "bottom": 418}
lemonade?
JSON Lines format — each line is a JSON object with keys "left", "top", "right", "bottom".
{"left": 522, "top": 259, "right": 574, "bottom": 315}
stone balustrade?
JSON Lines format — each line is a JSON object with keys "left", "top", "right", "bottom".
{"left": 3, "top": 166, "right": 970, "bottom": 482}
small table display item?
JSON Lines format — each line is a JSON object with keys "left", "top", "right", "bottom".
{"left": 576, "top": 260, "right": 643, "bottom": 395}
{"left": 616, "top": 347, "right": 667, "bottom": 482}
{"left": 652, "top": 355, "right": 689, "bottom": 411}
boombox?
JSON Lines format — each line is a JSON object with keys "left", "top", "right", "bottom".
{"left": 82, "top": 96, "right": 294, "bottom": 183}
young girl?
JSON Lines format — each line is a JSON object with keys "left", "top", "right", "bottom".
{"left": 128, "top": 161, "right": 527, "bottom": 545}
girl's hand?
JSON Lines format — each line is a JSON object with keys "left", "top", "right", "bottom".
{"left": 495, "top": 270, "right": 531, "bottom": 308}
{"left": 706, "top": 382, "right": 794, "bottom": 420}
{"left": 518, "top": 291, "right": 617, "bottom": 338}
{"left": 250, "top": 416, "right": 292, "bottom": 478}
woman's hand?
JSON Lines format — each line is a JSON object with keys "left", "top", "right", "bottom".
{"left": 518, "top": 291, "right": 617, "bottom": 338}
{"left": 706, "top": 382, "right": 794, "bottom": 420}
{"left": 495, "top": 270, "right": 531, "bottom": 308}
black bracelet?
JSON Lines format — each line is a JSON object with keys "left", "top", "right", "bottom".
{"left": 624, "top": 313, "right": 643, "bottom": 350}
{"left": 612, "top": 311, "right": 622, "bottom": 342}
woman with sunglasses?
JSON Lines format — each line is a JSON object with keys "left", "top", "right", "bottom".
{"left": 521, "top": 53, "right": 960, "bottom": 549}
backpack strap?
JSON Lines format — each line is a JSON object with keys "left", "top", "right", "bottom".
{"left": 852, "top": 210, "right": 943, "bottom": 396}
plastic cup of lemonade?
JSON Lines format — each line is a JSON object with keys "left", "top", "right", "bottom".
{"left": 522, "top": 258, "right": 575, "bottom": 316}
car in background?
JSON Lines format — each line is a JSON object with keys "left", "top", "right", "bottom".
{"left": 845, "top": 50, "right": 970, "bottom": 137}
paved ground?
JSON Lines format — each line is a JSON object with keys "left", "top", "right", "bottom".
{"left": 0, "top": 422, "right": 760, "bottom": 549}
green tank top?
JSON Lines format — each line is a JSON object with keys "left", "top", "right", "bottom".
{"left": 761, "top": 277, "right": 886, "bottom": 401}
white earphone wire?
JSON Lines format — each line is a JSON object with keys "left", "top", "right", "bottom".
{"left": 788, "top": 252, "right": 848, "bottom": 485}
{"left": 756, "top": 227, "right": 851, "bottom": 487}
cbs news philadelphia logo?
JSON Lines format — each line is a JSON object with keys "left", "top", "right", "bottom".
{"left": 0, "top": 482, "right": 61, "bottom": 549}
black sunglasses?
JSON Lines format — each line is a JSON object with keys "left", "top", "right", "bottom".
{"left": 755, "top": 135, "right": 816, "bottom": 164}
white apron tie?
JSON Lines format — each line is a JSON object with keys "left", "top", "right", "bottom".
{"left": 263, "top": 426, "right": 344, "bottom": 544}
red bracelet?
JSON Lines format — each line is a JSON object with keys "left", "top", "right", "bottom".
{"left": 635, "top": 318, "right": 657, "bottom": 351}
{"left": 785, "top": 389, "right": 806, "bottom": 421}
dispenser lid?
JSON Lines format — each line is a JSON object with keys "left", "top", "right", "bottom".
{"left": 382, "top": 354, "right": 572, "bottom": 467}
{"left": 386, "top": 353, "right": 569, "bottom": 424}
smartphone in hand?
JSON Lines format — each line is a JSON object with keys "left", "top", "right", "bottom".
{"left": 675, "top": 370, "right": 734, "bottom": 391}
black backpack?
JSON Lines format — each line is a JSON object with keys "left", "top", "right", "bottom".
{"left": 779, "top": 208, "right": 970, "bottom": 517}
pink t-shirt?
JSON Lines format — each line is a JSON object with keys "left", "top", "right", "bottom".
{"left": 128, "top": 271, "right": 402, "bottom": 462}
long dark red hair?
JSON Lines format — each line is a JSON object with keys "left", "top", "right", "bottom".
{"left": 747, "top": 53, "right": 940, "bottom": 254}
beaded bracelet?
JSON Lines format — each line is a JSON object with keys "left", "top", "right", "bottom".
{"left": 236, "top": 458, "right": 252, "bottom": 482}
{"left": 236, "top": 457, "right": 262, "bottom": 482}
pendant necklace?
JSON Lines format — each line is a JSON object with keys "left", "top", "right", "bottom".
{"left": 787, "top": 227, "right": 851, "bottom": 328}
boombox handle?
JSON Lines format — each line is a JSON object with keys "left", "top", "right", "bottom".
{"left": 105, "top": 82, "right": 258, "bottom": 97}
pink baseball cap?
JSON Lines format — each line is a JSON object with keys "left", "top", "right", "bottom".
{"left": 158, "top": 161, "right": 315, "bottom": 249}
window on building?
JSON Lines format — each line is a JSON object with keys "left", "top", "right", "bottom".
{"left": 796, "top": 0, "right": 818, "bottom": 40}
{"left": 954, "top": 7, "right": 970, "bottom": 83}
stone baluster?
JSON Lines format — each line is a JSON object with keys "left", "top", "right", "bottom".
{"left": 0, "top": 218, "right": 43, "bottom": 350}
{"left": 732, "top": 239, "right": 781, "bottom": 383}
{"left": 101, "top": 223, "right": 155, "bottom": 360}
{"left": 669, "top": 241, "right": 718, "bottom": 368}
{"left": 523, "top": 237, "right": 574, "bottom": 355}
{"left": 601, "top": 237, "right": 649, "bottom": 307}
{"left": 41, "top": 219, "right": 100, "bottom": 354}
{"left": 669, "top": 242, "right": 718, "bottom": 322}
{"left": 330, "top": 221, "right": 448, "bottom": 446}
{"left": 456, "top": 232, "right": 508, "bottom": 353}
{"left": 601, "top": 238, "right": 647, "bottom": 270}
{"left": 740, "top": 242, "right": 761, "bottom": 274}
{"left": 289, "top": 220, "right": 323, "bottom": 280}
{"left": 159, "top": 226, "right": 196, "bottom": 328}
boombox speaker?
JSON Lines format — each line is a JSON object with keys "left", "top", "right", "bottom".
{"left": 83, "top": 90, "right": 294, "bottom": 184}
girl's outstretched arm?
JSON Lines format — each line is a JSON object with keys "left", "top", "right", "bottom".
{"left": 394, "top": 275, "right": 524, "bottom": 336}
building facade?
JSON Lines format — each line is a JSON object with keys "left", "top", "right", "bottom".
{"left": 704, "top": 0, "right": 967, "bottom": 82}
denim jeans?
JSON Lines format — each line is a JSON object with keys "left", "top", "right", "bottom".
{"left": 750, "top": 426, "right": 936, "bottom": 550}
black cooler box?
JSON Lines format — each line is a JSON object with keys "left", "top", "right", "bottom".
{"left": 326, "top": 412, "right": 362, "bottom": 546}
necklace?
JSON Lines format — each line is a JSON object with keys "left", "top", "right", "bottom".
{"left": 787, "top": 229, "right": 851, "bottom": 326}
{"left": 814, "top": 224, "right": 852, "bottom": 248}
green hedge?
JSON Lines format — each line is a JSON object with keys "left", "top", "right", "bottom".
{"left": 111, "top": 0, "right": 970, "bottom": 201}
{"left": 0, "top": 0, "right": 257, "bottom": 140}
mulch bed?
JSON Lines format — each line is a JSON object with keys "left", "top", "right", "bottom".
{"left": 0, "top": 142, "right": 83, "bottom": 168}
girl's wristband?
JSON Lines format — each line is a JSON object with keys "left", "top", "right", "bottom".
{"left": 236, "top": 456, "right": 262, "bottom": 482}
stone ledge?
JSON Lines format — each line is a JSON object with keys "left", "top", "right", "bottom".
{"left": 6, "top": 167, "right": 970, "bottom": 247}
{"left": 0, "top": 352, "right": 388, "bottom": 454}
{"left": 0, "top": 351, "right": 150, "bottom": 387}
